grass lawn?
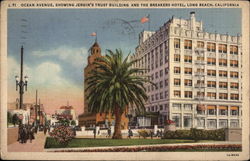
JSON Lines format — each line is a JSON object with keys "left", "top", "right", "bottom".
{"left": 45, "top": 137, "right": 195, "bottom": 149}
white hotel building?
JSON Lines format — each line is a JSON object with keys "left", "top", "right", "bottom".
{"left": 130, "top": 12, "right": 242, "bottom": 129}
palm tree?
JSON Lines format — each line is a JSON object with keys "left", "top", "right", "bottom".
{"left": 86, "top": 49, "right": 150, "bottom": 139}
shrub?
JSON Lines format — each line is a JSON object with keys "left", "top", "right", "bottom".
{"left": 138, "top": 130, "right": 150, "bottom": 139}
{"left": 162, "top": 129, "right": 225, "bottom": 141}
{"left": 49, "top": 125, "right": 75, "bottom": 145}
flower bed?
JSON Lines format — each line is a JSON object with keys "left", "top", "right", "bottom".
{"left": 50, "top": 144, "right": 242, "bottom": 152}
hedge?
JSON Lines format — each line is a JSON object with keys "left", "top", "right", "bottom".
{"left": 162, "top": 128, "right": 225, "bottom": 141}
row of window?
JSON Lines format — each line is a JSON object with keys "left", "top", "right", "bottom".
{"left": 174, "top": 79, "right": 239, "bottom": 89}
{"left": 174, "top": 67, "right": 239, "bottom": 78}
{"left": 172, "top": 114, "right": 240, "bottom": 128}
{"left": 173, "top": 90, "right": 239, "bottom": 100}
{"left": 174, "top": 55, "right": 239, "bottom": 67}
{"left": 174, "top": 39, "right": 239, "bottom": 55}
{"left": 150, "top": 91, "right": 169, "bottom": 101}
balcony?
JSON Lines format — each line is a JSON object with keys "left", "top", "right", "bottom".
{"left": 194, "top": 84, "right": 206, "bottom": 88}
{"left": 184, "top": 50, "right": 192, "bottom": 55}
{"left": 194, "top": 95, "right": 206, "bottom": 100}
{"left": 195, "top": 60, "right": 206, "bottom": 65}
{"left": 195, "top": 72, "right": 206, "bottom": 76}
{"left": 195, "top": 48, "right": 205, "bottom": 55}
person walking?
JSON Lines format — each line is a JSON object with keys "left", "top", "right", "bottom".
{"left": 28, "top": 126, "right": 34, "bottom": 143}
{"left": 128, "top": 128, "right": 133, "bottom": 139}
{"left": 108, "top": 127, "right": 111, "bottom": 138}
{"left": 44, "top": 126, "right": 47, "bottom": 135}
{"left": 93, "top": 126, "right": 96, "bottom": 139}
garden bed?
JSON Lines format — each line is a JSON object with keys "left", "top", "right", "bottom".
{"left": 48, "top": 144, "right": 242, "bottom": 152}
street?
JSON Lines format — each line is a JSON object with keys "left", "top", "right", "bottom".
{"left": 8, "top": 131, "right": 47, "bottom": 152}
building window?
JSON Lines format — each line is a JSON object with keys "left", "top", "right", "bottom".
{"left": 184, "top": 68, "right": 192, "bottom": 74}
{"left": 165, "top": 67, "right": 168, "bottom": 75}
{"left": 174, "top": 54, "right": 180, "bottom": 62}
{"left": 197, "top": 41, "right": 204, "bottom": 48}
{"left": 174, "top": 90, "right": 181, "bottom": 97}
{"left": 160, "top": 70, "right": 163, "bottom": 77}
{"left": 164, "top": 91, "right": 168, "bottom": 98}
{"left": 230, "top": 60, "right": 238, "bottom": 67}
{"left": 230, "top": 94, "right": 239, "bottom": 100}
{"left": 207, "top": 119, "right": 217, "bottom": 129}
{"left": 184, "top": 55, "right": 192, "bottom": 63}
{"left": 184, "top": 114, "right": 192, "bottom": 128}
{"left": 230, "top": 72, "right": 238, "bottom": 78}
{"left": 174, "top": 67, "right": 181, "bottom": 74}
{"left": 219, "top": 120, "right": 228, "bottom": 128}
{"left": 155, "top": 72, "right": 158, "bottom": 79}
{"left": 207, "top": 70, "right": 216, "bottom": 76}
{"left": 219, "top": 106, "right": 228, "bottom": 115}
{"left": 219, "top": 59, "right": 227, "bottom": 66}
{"left": 230, "top": 119, "right": 239, "bottom": 128}
{"left": 184, "top": 104, "right": 192, "bottom": 110}
{"left": 173, "top": 104, "right": 181, "bottom": 111}
{"left": 219, "top": 71, "right": 227, "bottom": 77}
{"left": 207, "top": 105, "right": 216, "bottom": 115}
{"left": 230, "top": 82, "right": 239, "bottom": 89}
{"left": 230, "top": 106, "right": 239, "bottom": 116}
{"left": 197, "top": 92, "right": 204, "bottom": 97}
{"left": 207, "top": 42, "right": 216, "bottom": 52}
{"left": 155, "top": 93, "right": 159, "bottom": 100}
{"left": 164, "top": 79, "right": 168, "bottom": 87}
{"left": 184, "top": 91, "right": 192, "bottom": 98}
{"left": 207, "top": 81, "right": 216, "bottom": 88}
{"left": 184, "top": 79, "right": 192, "bottom": 86}
{"left": 151, "top": 95, "right": 154, "bottom": 101}
{"left": 218, "top": 44, "right": 227, "bottom": 53}
{"left": 174, "top": 38, "right": 180, "bottom": 48}
{"left": 197, "top": 118, "right": 205, "bottom": 128}
{"left": 230, "top": 45, "right": 238, "bottom": 55}
{"left": 159, "top": 81, "right": 163, "bottom": 88}
{"left": 184, "top": 40, "right": 192, "bottom": 50}
{"left": 172, "top": 114, "right": 181, "bottom": 127}
{"left": 207, "top": 92, "right": 216, "bottom": 99}
{"left": 174, "top": 79, "right": 181, "bottom": 86}
{"left": 219, "top": 93, "right": 228, "bottom": 100}
{"left": 155, "top": 82, "right": 158, "bottom": 90}
{"left": 207, "top": 58, "right": 216, "bottom": 65}
{"left": 197, "top": 56, "right": 204, "bottom": 61}
{"left": 219, "top": 82, "right": 228, "bottom": 89}
{"left": 160, "top": 92, "right": 163, "bottom": 99}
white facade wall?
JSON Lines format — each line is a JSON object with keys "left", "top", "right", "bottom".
{"left": 131, "top": 12, "right": 242, "bottom": 130}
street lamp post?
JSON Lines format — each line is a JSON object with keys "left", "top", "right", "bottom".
{"left": 15, "top": 46, "right": 28, "bottom": 110}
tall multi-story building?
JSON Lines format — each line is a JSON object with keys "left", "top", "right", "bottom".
{"left": 130, "top": 12, "right": 242, "bottom": 129}
{"left": 78, "top": 41, "right": 129, "bottom": 129}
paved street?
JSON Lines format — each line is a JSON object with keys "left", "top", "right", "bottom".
{"left": 8, "top": 132, "right": 47, "bottom": 152}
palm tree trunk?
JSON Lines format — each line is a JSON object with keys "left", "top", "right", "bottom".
{"left": 112, "top": 106, "right": 122, "bottom": 139}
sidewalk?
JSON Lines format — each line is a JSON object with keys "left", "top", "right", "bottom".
{"left": 8, "top": 131, "right": 47, "bottom": 152}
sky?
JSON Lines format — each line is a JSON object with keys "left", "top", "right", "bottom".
{"left": 7, "top": 8, "right": 241, "bottom": 115}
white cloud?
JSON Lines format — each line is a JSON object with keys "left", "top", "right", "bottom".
{"left": 32, "top": 46, "right": 88, "bottom": 68}
{"left": 8, "top": 56, "right": 81, "bottom": 92}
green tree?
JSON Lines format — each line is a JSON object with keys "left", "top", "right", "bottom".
{"left": 86, "top": 49, "right": 150, "bottom": 139}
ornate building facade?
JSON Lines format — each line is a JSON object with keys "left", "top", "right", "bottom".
{"left": 130, "top": 12, "right": 242, "bottom": 129}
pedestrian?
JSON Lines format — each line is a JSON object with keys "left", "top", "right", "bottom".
{"left": 93, "top": 127, "right": 96, "bottom": 139}
{"left": 108, "top": 127, "right": 111, "bottom": 137}
{"left": 28, "top": 126, "right": 34, "bottom": 143}
{"left": 156, "top": 129, "right": 160, "bottom": 137}
{"left": 17, "top": 123, "right": 22, "bottom": 143}
{"left": 150, "top": 130, "right": 153, "bottom": 139}
{"left": 44, "top": 126, "right": 47, "bottom": 135}
{"left": 128, "top": 128, "right": 133, "bottom": 139}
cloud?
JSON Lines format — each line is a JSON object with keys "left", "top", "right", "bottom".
{"left": 32, "top": 46, "right": 88, "bottom": 68}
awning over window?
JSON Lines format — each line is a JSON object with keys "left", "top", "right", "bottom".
{"left": 230, "top": 106, "right": 239, "bottom": 110}
{"left": 207, "top": 105, "right": 216, "bottom": 110}
{"left": 219, "top": 106, "right": 228, "bottom": 110}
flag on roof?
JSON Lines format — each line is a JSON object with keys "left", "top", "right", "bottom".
{"left": 90, "top": 32, "right": 97, "bottom": 36}
{"left": 140, "top": 15, "right": 149, "bottom": 24}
